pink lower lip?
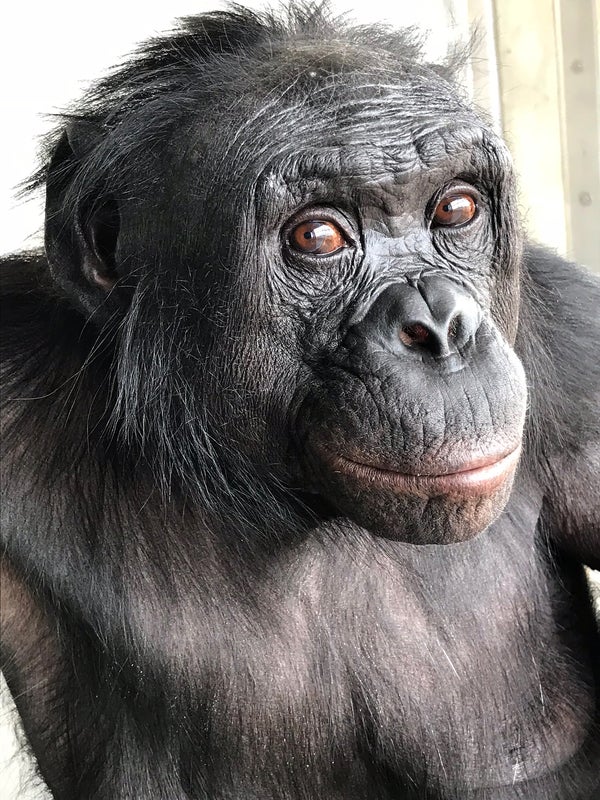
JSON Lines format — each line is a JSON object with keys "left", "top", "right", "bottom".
{"left": 329, "top": 446, "right": 522, "bottom": 498}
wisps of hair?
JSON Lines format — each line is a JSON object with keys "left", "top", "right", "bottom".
{"left": 24, "top": 2, "right": 463, "bottom": 197}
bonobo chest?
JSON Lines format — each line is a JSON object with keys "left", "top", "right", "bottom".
{"left": 112, "top": 512, "right": 599, "bottom": 799}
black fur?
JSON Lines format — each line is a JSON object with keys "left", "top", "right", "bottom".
{"left": 1, "top": 4, "right": 599, "bottom": 798}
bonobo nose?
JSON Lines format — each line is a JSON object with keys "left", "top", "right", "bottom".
{"left": 353, "top": 276, "right": 482, "bottom": 359}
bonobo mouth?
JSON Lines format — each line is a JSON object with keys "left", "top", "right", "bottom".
{"left": 326, "top": 446, "right": 522, "bottom": 499}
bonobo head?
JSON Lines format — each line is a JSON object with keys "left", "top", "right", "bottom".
{"left": 40, "top": 6, "right": 527, "bottom": 545}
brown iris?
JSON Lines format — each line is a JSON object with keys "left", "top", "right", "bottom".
{"left": 433, "top": 192, "right": 477, "bottom": 227}
{"left": 289, "top": 220, "right": 346, "bottom": 255}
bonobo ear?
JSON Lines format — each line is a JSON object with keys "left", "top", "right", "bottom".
{"left": 45, "top": 121, "right": 123, "bottom": 316}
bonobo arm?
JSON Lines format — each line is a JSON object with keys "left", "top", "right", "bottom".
{"left": 518, "top": 244, "right": 600, "bottom": 568}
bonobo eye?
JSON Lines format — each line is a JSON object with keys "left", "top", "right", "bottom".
{"left": 289, "top": 220, "right": 346, "bottom": 256}
{"left": 432, "top": 191, "right": 477, "bottom": 228}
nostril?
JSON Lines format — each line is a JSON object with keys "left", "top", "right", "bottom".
{"left": 399, "top": 322, "right": 432, "bottom": 347}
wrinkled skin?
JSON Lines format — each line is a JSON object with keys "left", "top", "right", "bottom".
{"left": 262, "top": 126, "right": 527, "bottom": 544}
{"left": 163, "top": 89, "right": 528, "bottom": 545}
{"left": 1, "top": 6, "right": 599, "bottom": 800}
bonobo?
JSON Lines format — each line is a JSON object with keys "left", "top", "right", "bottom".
{"left": 1, "top": 5, "right": 599, "bottom": 799}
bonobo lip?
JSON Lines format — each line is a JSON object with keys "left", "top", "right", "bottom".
{"left": 326, "top": 446, "right": 522, "bottom": 498}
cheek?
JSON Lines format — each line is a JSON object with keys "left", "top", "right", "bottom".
{"left": 211, "top": 331, "right": 304, "bottom": 469}
{"left": 302, "top": 332, "right": 527, "bottom": 464}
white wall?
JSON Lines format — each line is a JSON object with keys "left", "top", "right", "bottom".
{"left": 494, "top": 0, "right": 600, "bottom": 271}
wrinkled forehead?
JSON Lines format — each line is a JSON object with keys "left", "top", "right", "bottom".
{"left": 215, "top": 69, "right": 493, "bottom": 186}
{"left": 179, "top": 48, "right": 508, "bottom": 217}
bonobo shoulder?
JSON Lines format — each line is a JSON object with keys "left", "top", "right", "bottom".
{"left": 522, "top": 241, "right": 600, "bottom": 321}
{"left": 0, "top": 251, "right": 46, "bottom": 296}
{"left": 1, "top": 254, "right": 50, "bottom": 376}
{"left": 518, "top": 242, "right": 600, "bottom": 567}
{"left": 0, "top": 253, "right": 92, "bottom": 410}
{"left": 1, "top": 252, "right": 57, "bottom": 331}
{"left": 518, "top": 241, "right": 600, "bottom": 439}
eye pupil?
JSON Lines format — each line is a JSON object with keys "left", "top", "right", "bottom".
{"left": 289, "top": 219, "right": 346, "bottom": 255}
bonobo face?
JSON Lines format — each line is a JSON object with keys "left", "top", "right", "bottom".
{"left": 248, "top": 74, "right": 527, "bottom": 544}
{"left": 46, "top": 35, "right": 527, "bottom": 544}
{"left": 154, "top": 63, "right": 528, "bottom": 544}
